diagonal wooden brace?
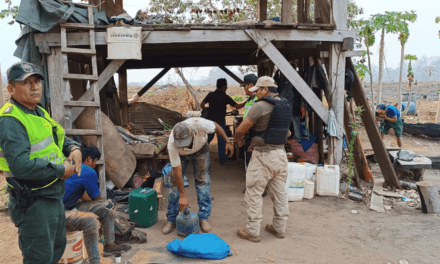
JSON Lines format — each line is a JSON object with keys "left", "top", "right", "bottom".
{"left": 71, "top": 59, "right": 126, "bottom": 123}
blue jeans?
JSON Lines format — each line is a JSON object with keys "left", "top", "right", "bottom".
{"left": 166, "top": 143, "right": 211, "bottom": 223}
{"left": 292, "top": 116, "right": 302, "bottom": 141}
{"left": 65, "top": 200, "right": 115, "bottom": 264}
{"left": 208, "top": 121, "right": 228, "bottom": 164}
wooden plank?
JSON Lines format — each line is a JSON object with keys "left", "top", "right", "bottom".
{"left": 314, "top": 0, "right": 331, "bottom": 24}
{"left": 65, "top": 129, "right": 101, "bottom": 136}
{"left": 305, "top": 0, "right": 310, "bottom": 21}
{"left": 136, "top": 68, "right": 171, "bottom": 97}
{"left": 70, "top": 59, "right": 126, "bottom": 123}
{"left": 61, "top": 23, "right": 95, "bottom": 29}
{"left": 373, "top": 177, "right": 404, "bottom": 198}
{"left": 63, "top": 74, "right": 98, "bottom": 81}
{"left": 119, "top": 68, "right": 128, "bottom": 127}
{"left": 370, "top": 193, "right": 385, "bottom": 213}
{"left": 320, "top": 50, "right": 362, "bottom": 58}
{"left": 219, "top": 66, "right": 243, "bottom": 85}
{"left": 388, "top": 151, "right": 432, "bottom": 170}
{"left": 281, "top": 0, "right": 293, "bottom": 24}
{"left": 63, "top": 101, "right": 101, "bottom": 107}
{"left": 297, "top": 0, "right": 304, "bottom": 23}
{"left": 258, "top": 0, "right": 268, "bottom": 21}
{"left": 47, "top": 48, "right": 64, "bottom": 124}
{"left": 327, "top": 43, "right": 345, "bottom": 165}
{"left": 347, "top": 58, "right": 401, "bottom": 188}
{"left": 61, "top": 47, "right": 96, "bottom": 55}
{"left": 245, "top": 29, "right": 332, "bottom": 126}
{"left": 417, "top": 181, "right": 440, "bottom": 214}
{"left": 332, "top": 0, "right": 347, "bottom": 30}
{"left": 34, "top": 30, "right": 358, "bottom": 47}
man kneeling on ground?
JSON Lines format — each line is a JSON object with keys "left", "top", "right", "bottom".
{"left": 63, "top": 143, "right": 130, "bottom": 263}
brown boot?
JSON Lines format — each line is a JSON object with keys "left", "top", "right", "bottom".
{"left": 162, "top": 222, "right": 176, "bottom": 235}
{"left": 265, "top": 224, "right": 285, "bottom": 238}
{"left": 200, "top": 220, "right": 211, "bottom": 233}
{"left": 236, "top": 229, "right": 260, "bottom": 242}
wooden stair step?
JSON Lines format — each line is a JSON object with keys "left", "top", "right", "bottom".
{"left": 64, "top": 101, "right": 101, "bottom": 107}
{"left": 63, "top": 74, "right": 98, "bottom": 81}
{"left": 61, "top": 23, "right": 94, "bottom": 29}
{"left": 61, "top": 47, "right": 96, "bottom": 55}
{"left": 95, "top": 159, "right": 104, "bottom": 166}
{"left": 65, "top": 129, "right": 101, "bottom": 136}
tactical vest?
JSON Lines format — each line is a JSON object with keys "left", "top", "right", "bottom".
{"left": 250, "top": 96, "right": 292, "bottom": 145}
{"left": 0, "top": 103, "right": 66, "bottom": 188}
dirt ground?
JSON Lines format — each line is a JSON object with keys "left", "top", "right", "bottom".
{"left": 1, "top": 81, "right": 440, "bottom": 264}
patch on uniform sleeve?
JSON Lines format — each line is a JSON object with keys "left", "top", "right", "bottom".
{"left": 3, "top": 105, "right": 13, "bottom": 114}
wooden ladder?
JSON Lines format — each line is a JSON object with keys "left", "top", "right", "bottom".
{"left": 60, "top": 6, "right": 106, "bottom": 198}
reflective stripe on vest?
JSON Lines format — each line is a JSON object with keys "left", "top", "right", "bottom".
{"left": 0, "top": 103, "right": 66, "bottom": 191}
{"left": 243, "top": 96, "right": 258, "bottom": 119}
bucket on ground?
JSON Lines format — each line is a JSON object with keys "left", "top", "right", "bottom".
{"left": 316, "top": 165, "right": 340, "bottom": 197}
{"left": 59, "top": 231, "right": 84, "bottom": 264}
{"left": 286, "top": 162, "right": 306, "bottom": 202}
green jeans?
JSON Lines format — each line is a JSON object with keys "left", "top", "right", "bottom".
{"left": 379, "top": 119, "right": 403, "bottom": 137}
{"left": 9, "top": 196, "right": 66, "bottom": 264}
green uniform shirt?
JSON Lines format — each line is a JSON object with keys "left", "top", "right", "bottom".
{"left": 0, "top": 98, "right": 80, "bottom": 199}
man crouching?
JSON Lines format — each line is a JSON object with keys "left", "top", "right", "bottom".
{"left": 234, "top": 76, "right": 292, "bottom": 242}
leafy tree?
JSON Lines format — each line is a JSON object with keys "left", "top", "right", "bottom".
{"left": 0, "top": 0, "right": 18, "bottom": 25}
{"left": 403, "top": 54, "right": 417, "bottom": 115}
{"left": 371, "top": 10, "right": 417, "bottom": 107}
{"left": 357, "top": 18, "right": 375, "bottom": 109}
{"left": 436, "top": 17, "right": 440, "bottom": 23}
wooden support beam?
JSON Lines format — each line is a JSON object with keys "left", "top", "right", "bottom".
{"left": 343, "top": 100, "right": 363, "bottom": 186}
{"left": 136, "top": 68, "right": 171, "bottom": 97}
{"left": 346, "top": 58, "right": 401, "bottom": 188}
{"left": 320, "top": 50, "right": 362, "bottom": 58}
{"left": 327, "top": 43, "right": 345, "bottom": 165}
{"left": 282, "top": 0, "right": 293, "bottom": 24}
{"left": 258, "top": 0, "right": 268, "bottom": 22}
{"left": 297, "top": 0, "right": 304, "bottom": 23}
{"left": 71, "top": 59, "right": 126, "bottom": 123}
{"left": 34, "top": 30, "right": 358, "bottom": 47}
{"left": 314, "top": 0, "right": 331, "bottom": 24}
{"left": 47, "top": 48, "right": 65, "bottom": 124}
{"left": 219, "top": 66, "right": 243, "bottom": 85}
{"left": 304, "top": 0, "right": 310, "bottom": 21}
{"left": 332, "top": 0, "right": 347, "bottom": 30}
{"left": 119, "top": 68, "right": 128, "bottom": 127}
{"left": 245, "top": 30, "right": 333, "bottom": 128}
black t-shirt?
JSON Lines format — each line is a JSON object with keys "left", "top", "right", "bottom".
{"left": 203, "top": 90, "right": 237, "bottom": 123}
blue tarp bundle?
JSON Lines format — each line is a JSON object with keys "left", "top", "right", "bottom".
{"left": 167, "top": 234, "right": 231, "bottom": 260}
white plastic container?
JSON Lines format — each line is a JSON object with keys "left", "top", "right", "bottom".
{"left": 303, "top": 178, "right": 315, "bottom": 199}
{"left": 285, "top": 162, "right": 306, "bottom": 202}
{"left": 316, "top": 165, "right": 340, "bottom": 197}
{"left": 59, "top": 231, "right": 84, "bottom": 264}
{"left": 304, "top": 163, "right": 317, "bottom": 181}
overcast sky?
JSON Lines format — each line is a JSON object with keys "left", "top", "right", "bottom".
{"left": 0, "top": 0, "right": 438, "bottom": 84}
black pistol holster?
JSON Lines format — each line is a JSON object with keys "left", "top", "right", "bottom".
{"left": 6, "top": 178, "right": 36, "bottom": 214}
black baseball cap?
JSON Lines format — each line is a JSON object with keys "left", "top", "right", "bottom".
{"left": 240, "top": 74, "right": 258, "bottom": 87}
{"left": 7, "top": 62, "right": 44, "bottom": 82}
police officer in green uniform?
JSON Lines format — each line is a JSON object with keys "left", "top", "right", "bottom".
{"left": 241, "top": 74, "right": 258, "bottom": 119}
{"left": 0, "top": 62, "right": 82, "bottom": 264}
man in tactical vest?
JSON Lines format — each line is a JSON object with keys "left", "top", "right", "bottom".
{"left": 0, "top": 62, "right": 81, "bottom": 264}
{"left": 233, "top": 76, "right": 291, "bottom": 242}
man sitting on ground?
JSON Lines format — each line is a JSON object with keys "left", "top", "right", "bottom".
{"left": 376, "top": 103, "right": 403, "bottom": 148}
{"left": 63, "top": 143, "right": 130, "bottom": 264}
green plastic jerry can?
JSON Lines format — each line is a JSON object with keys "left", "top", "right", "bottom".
{"left": 129, "top": 187, "right": 158, "bottom": 228}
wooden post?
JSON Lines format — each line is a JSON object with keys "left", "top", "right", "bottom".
{"left": 219, "top": 66, "right": 243, "bottom": 85}
{"left": 297, "top": 0, "right": 304, "bottom": 23}
{"left": 417, "top": 181, "right": 440, "bottom": 214}
{"left": 119, "top": 68, "right": 128, "bottom": 127}
{"left": 343, "top": 100, "right": 363, "bottom": 186}
{"left": 332, "top": 0, "right": 347, "bottom": 30}
{"left": 346, "top": 58, "right": 401, "bottom": 188}
{"left": 257, "top": 62, "right": 265, "bottom": 77}
{"left": 47, "top": 48, "right": 65, "bottom": 124}
{"left": 115, "top": 0, "right": 123, "bottom": 15}
{"left": 304, "top": 0, "right": 310, "bottom": 21}
{"left": 0, "top": 64, "right": 4, "bottom": 107}
{"left": 328, "top": 43, "right": 345, "bottom": 165}
{"left": 281, "top": 0, "right": 293, "bottom": 24}
{"left": 258, "top": 0, "right": 268, "bottom": 22}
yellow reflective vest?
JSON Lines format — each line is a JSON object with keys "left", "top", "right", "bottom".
{"left": 0, "top": 102, "right": 66, "bottom": 175}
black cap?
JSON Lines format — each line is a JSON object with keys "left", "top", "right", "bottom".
{"left": 7, "top": 62, "right": 44, "bottom": 82}
{"left": 241, "top": 74, "right": 258, "bottom": 87}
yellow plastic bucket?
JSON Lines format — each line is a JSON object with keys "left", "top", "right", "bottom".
{"left": 59, "top": 231, "right": 84, "bottom": 264}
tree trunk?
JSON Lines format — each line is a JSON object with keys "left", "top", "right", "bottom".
{"left": 416, "top": 181, "right": 440, "bottom": 214}
{"left": 174, "top": 68, "right": 202, "bottom": 110}
{"left": 397, "top": 43, "right": 405, "bottom": 113}
{"left": 436, "top": 90, "right": 440, "bottom": 123}
{"left": 366, "top": 45, "right": 374, "bottom": 112}
{"left": 377, "top": 28, "right": 385, "bottom": 106}
{"left": 404, "top": 76, "right": 413, "bottom": 116}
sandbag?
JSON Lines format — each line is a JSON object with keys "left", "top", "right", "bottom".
{"left": 128, "top": 143, "right": 155, "bottom": 159}
{"left": 74, "top": 108, "right": 136, "bottom": 189}
{"left": 167, "top": 234, "right": 231, "bottom": 260}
